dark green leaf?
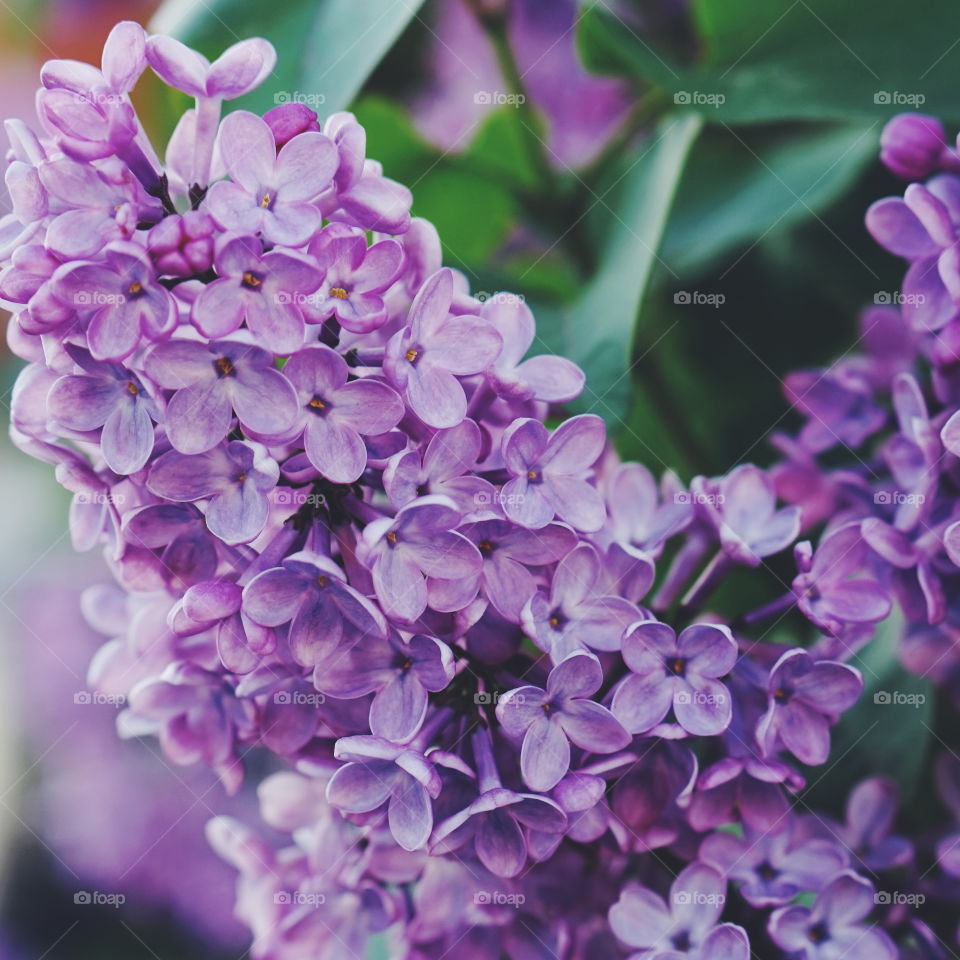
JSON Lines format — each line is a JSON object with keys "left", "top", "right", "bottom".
{"left": 579, "top": 0, "right": 960, "bottom": 124}
{"left": 663, "top": 123, "right": 877, "bottom": 275}
{"left": 558, "top": 113, "right": 702, "bottom": 422}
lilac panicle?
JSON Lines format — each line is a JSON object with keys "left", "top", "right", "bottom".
{"left": 5, "top": 24, "right": 958, "bottom": 960}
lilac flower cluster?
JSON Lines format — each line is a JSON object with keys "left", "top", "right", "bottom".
{"left": 4, "top": 22, "right": 960, "bottom": 960}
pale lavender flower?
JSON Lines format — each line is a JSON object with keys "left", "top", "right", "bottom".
{"left": 496, "top": 651, "right": 630, "bottom": 792}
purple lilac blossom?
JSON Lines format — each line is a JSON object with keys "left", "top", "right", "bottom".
{"left": 6, "top": 24, "right": 960, "bottom": 960}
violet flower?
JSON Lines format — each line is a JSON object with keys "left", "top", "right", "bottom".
{"left": 205, "top": 110, "right": 337, "bottom": 246}
{"left": 483, "top": 294, "right": 585, "bottom": 402}
{"left": 360, "top": 495, "right": 482, "bottom": 622}
{"left": 612, "top": 620, "right": 737, "bottom": 736}
{"left": 283, "top": 344, "right": 404, "bottom": 483}
{"left": 866, "top": 176, "right": 960, "bottom": 332}
{"left": 522, "top": 542, "right": 641, "bottom": 661}
{"left": 304, "top": 225, "right": 404, "bottom": 333}
{"left": 793, "top": 523, "right": 892, "bottom": 635}
{"left": 609, "top": 863, "right": 750, "bottom": 959}
{"left": 431, "top": 729, "right": 567, "bottom": 877}
{"left": 53, "top": 240, "right": 176, "bottom": 360}
{"left": 191, "top": 233, "right": 322, "bottom": 354}
{"left": 768, "top": 871, "right": 897, "bottom": 960}
{"left": 314, "top": 632, "right": 454, "bottom": 742}
{"left": 460, "top": 518, "right": 576, "bottom": 622}
{"left": 326, "top": 734, "right": 441, "bottom": 851}
{"left": 143, "top": 337, "right": 299, "bottom": 454}
{"left": 757, "top": 648, "right": 862, "bottom": 766}
{"left": 47, "top": 347, "right": 159, "bottom": 474}
{"left": 147, "top": 439, "right": 278, "bottom": 544}
{"left": 383, "top": 418, "right": 495, "bottom": 516}
{"left": 383, "top": 267, "right": 502, "bottom": 428}
{"left": 242, "top": 551, "right": 386, "bottom": 668}
{"left": 496, "top": 651, "right": 630, "bottom": 792}
{"left": 501, "top": 414, "right": 607, "bottom": 531}
{"left": 700, "top": 822, "right": 847, "bottom": 907}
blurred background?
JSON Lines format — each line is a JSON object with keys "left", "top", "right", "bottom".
{"left": 3, "top": 0, "right": 960, "bottom": 956}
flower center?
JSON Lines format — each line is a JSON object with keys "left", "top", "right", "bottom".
{"left": 668, "top": 657, "right": 687, "bottom": 677}
{"left": 405, "top": 347, "right": 420, "bottom": 365}
{"left": 259, "top": 192, "right": 273, "bottom": 209}
{"left": 316, "top": 575, "right": 328, "bottom": 587}
{"left": 308, "top": 395, "right": 328, "bottom": 414}
{"left": 214, "top": 357, "right": 236, "bottom": 378}
{"left": 756, "top": 862, "right": 778, "bottom": 882}
{"left": 773, "top": 686, "right": 792, "bottom": 705}
{"left": 807, "top": 922, "right": 830, "bottom": 945}
{"left": 126, "top": 381, "right": 139, "bottom": 395}
{"left": 330, "top": 287, "right": 349, "bottom": 300}
{"left": 386, "top": 531, "right": 398, "bottom": 545}
{"left": 526, "top": 470, "right": 540, "bottom": 482}
{"left": 478, "top": 539, "right": 495, "bottom": 556}
{"left": 671, "top": 931, "right": 691, "bottom": 951}
{"left": 548, "top": 608, "right": 566, "bottom": 630}
{"left": 242, "top": 271, "right": 263, "bottom": 289}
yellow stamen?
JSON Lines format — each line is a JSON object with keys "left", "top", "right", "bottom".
{"left": 330, "top": 287, "right": 349, "bottom": 300}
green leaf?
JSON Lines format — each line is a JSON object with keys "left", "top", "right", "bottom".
{"left": 579, "top": 0, "right": 960, "bottom": 124}
{"left": 154, "top": 0, "right": 427, "bottom": 114}
{"left": 557, "top": 113, "right": 702, "bottom": 422}
{"left": 352, "top": 95, "right": 439, "bottom": 184}
{"left": 412, "top": 170, "right": 518, "bottom": 270}
{"left": 804, "top": 611, "right": 933, "bottom": 810}
{"left": 662, "top": 123, "right": 877, "bottom": 275}
{"left": 462, "top": 106, "right": 542, "bottom": 192}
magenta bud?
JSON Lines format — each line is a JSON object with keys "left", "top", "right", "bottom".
{"left": 263, "top": 102, "right": 321, "bottom": 150}
{"left": 148, "top": 211, "right": 216, "bottom": 277}
{"left": 880, "top": 113, "right": 947, "bottom": 180}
